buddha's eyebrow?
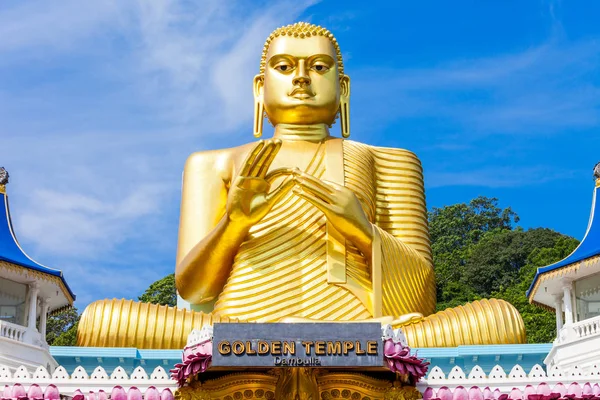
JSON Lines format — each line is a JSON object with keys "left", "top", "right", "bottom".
{"left": 268, "top": 53, "right": 335, "bottom": 62}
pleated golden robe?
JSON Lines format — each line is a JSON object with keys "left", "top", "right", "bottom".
{"left": 211, "top": 139, "right": 435, "bottom": 321}
{"left": 78, "top": 139, "right": 525, "bottom": 349}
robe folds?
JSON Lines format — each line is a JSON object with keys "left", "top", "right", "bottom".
{"left": 212, "top": 139, "right": 436, "bottom": 322}
{"left": 77, "top": 140, "right": 525, "bottom": 349}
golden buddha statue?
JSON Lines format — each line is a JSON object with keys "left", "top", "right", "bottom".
{"left": 78, "top": 22, "right": 525, "bottom": 349}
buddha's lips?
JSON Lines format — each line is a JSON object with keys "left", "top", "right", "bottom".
{"left": 289, "top": 87, "right": 315, "bottom": 97}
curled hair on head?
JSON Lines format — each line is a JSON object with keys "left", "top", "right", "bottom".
{"left": 259, "top": 22, "right": 344, "bottom": 76}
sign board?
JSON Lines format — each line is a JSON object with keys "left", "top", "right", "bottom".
{"left": 212, "top": 322, "right": 383, "bottom": 368}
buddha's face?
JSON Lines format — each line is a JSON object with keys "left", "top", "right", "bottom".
{"left": 257, "top": 35, "right": 349, "bottom": 126}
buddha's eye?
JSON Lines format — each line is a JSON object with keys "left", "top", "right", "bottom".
{"left": 311, "top": 64, "right": 329, "bottom": 72}
{"left": 274, "top": 63, "right": 293, "bottom": 72}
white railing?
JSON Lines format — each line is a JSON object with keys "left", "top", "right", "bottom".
{"left": 2, "top": 363, "right": 600, "bottom": 398}
{"left": 572, "top": 314, "right": 600, "bottom": 339}
{"left": 0, "top": 364, "right": 176, "bottom": 397}
{"left": 0, "top": 320, "right": 27, "bottom": 342}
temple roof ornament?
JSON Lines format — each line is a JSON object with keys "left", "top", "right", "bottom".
{"left": 0, "top": 167, "right": 8, "bottom": 194}
{"left": 0, "top": 170, "right": 75, "bottom": 311}
{"left": 0, "top": 167, "right": 9, "bottom": 185}
{"left": 528, "top": 163, "right": 600, "bottom": 307}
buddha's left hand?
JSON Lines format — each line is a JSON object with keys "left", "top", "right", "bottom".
{"left": 292, "top": 170, "right": 373, "bottom": 258}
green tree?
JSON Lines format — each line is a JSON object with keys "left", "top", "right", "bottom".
{"left": 428, "top": 196, "right": 579, "bottom": 343}
{"left": 46, "top": 307, "right": 80, "bottom": 346}
{"left": 429, "top": 196, "right": 519, "bottom": 309}
{"left": 138, "top": 273, "right": 176, "bottom": 307}
{"left": 52, "top": 321, "right": 80, "bottom": 346}
{"left": 463, "top": 228, "right": 566, "bottom": 297}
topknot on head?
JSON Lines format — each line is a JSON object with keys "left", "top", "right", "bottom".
{"left": 259, "top": 22, "right": 344, "bottom": 75}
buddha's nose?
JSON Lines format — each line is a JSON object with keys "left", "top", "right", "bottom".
{"left": 292, "top": 60, "right": 311, "bottom": 86}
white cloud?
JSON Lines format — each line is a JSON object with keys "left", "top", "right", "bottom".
{"left": 426, "top": 166, "right": 578, "bottom": 189}
{"left": 0, "top": 0, "right": 318, "bottom": 308}
{"left": 354, "top": 37, "right": 600, "bottom": 136}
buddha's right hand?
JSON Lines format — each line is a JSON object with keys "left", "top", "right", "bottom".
{"left": 226, "top": 139, "right": 294, "bottom": 229}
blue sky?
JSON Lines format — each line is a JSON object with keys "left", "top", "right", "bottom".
{"left": 0, "top": 0, "right": 599, "bottom": 309}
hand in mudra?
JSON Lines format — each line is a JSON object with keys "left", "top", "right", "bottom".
{"left": 292, "top": 170, "right": 373, "bottom": 253}
{"left": 227, "top": 139, "right": 294, "bottom": 230}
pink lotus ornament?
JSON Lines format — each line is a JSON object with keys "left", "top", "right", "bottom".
{"left": 382, "top": 325, "right": 430, "bottom": 382}
{"left": 12, "top": 385, "right": 26, "bottom": 400}
{"left": 43, "top": 385, "right": 59, "bottom": 400}
{"left": 27, "top": 385, "right": 43, "bottom": 400}
{"left": 2, "top": 386, "right": 12, "bottom": 400}
{"left": 170, "top": 326, "right": 213, "bottom": 387}
{"left": 161, "top": 389, "right": 174, "bottom": 400}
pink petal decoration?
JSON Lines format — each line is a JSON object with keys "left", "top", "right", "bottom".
{"left": 96, "top": 391, "right": 107, "bottom": 400}
{"left": 593, "top": 385, "right": 600, "bottom": 397}
{"left": 509, "top": 388, "right": 523, "bottom": 400}
{"left": 110, "top": 387, "right": 127, "bottom": 400}
{"left": 453, "top": 386, "right": 469, "bottom": 400}
{"left": 527, "top": 395, "right": 543, "bottom": 400}
{"left": 493, "top": 389, "right": 502, "bottom": 400}
{"left": 27, "top": 385, "right": 43, "bottom": 400}
{"left": 538, "top": 384, "right": 552, "bottom": 397}
{"left": 170, "top": 339, "right": 213, "bottom": 386}
{"left": 498, "top": 394, "right": 509, "bottom": 400}
{"left": 87, "top": 392, "right": 96, "bottom": 400}
{"left": 554, "top": 383, "right": 567, "bottom": 397}
{"left": 127, "top": 387, "right": 142, "bottom": 400}
{"left": 438, "top": 387, "right": 453, "bottom": 400}
{"left": 569, "top": 384, "right": 583, "bottom": 398}
{"left": 161, "top": 389, "right": 174, "bottom": 400}
{"left": 144, "top": 387, "right": 160, "bottom": 400}
{"left": 469, "top": 386, "right": 484, "bottom": 400}
{"left": 73, "top": 389, "right": 85, "bottom": 400}
{"left": 43, "top": 385, "right": 60, "bottom": 400}
{"left": 2, "top": 385, "right": 12, "bottom": 400}
{"left": 12, "top": 384, "right": 27, "bottom": 400}
{"left": 423, "top": 387, "right": 435, "bottom": 400}
{"left": 524, "top": 386, "right": 536, "bottom": 399}
{"left": 583, "top": 383, "right": 594, "bottom": 399}
{"left": 382, "top": 338, "right": 430, "bottom": 382}
{"left": 483, "top": 387, "right": 494, "bottom": 400}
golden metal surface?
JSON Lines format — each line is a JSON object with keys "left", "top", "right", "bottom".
{"left": 401, "top": 299, "right": 526, "bottom": 347}
{"left": 174, "top": 369, "right": 420, "bottom": 400}
{"left": 78, "top": 22, "right": 526, "bottom": 348}
{"left": 77, "top": 299, "right": 237, "bottom": 349}
{"left": 175, "top": 372, "right": 278, "bottom": 400}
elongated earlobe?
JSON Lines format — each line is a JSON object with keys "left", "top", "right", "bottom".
{"left": 339, "top": 75, "right": 350, "bottom": 138}
{"left": 254, "top": 100, "right": 264, "bottom": 138}
{"left": 253, "top": 75, "right": 265, "bottom": 138}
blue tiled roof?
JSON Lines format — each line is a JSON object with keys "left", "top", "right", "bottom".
{"left": 0, "top": 192, "right": 75, "bottom": 301}
{"left": 527, "top": 185, "right": 600, "bottom": 299}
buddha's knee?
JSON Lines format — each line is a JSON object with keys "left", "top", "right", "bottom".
{"left": 76, "top": 299, "right": 233, "bottom": 349}
{"left": 397, "top": 299, "right": 526, "bottom": 347}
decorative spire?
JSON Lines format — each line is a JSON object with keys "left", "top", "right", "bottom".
{"left": 594, "top": 162, "right": 600, "bottom": 187}
{"left": 0, "top": 167, "right": 8, "bottom": 194}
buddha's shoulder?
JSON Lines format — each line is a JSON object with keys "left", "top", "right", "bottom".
{"left": 185, "top": 142, "right": 257, "bottom": 171}
{"left": 342, "top": 139, "right": 421, "bottom": 164}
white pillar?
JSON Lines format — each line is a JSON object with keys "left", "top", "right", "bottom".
{"left": 554, "top": 294, "right": 563, "bottom": 339}
{"left": 563, "top": 282, "right": 574, "bottom": 325}
{"left": 39, "top": 298, "right": 50, "bottom": 340}
{"left": 27, "top": 282, "right": 39, "bottom": 331}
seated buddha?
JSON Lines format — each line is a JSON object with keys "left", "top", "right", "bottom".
{"left": 78, "top": 22, "right": 526, "bottom": 349}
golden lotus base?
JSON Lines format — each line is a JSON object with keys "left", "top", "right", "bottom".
{"left": 174, "top": 368, "right": 422, "bottom": 400}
